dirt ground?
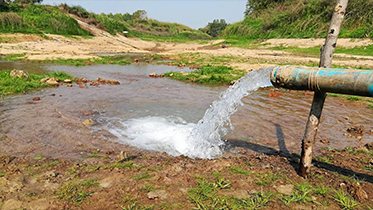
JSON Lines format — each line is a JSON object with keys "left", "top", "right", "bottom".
{"left": 1, "top": 33, "right": 373, "bottom": 71}
{"left": 1, "top": 33, "right": 373, "bottom": 209}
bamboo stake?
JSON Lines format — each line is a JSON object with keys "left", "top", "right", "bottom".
{"left": 299, "top": 0, "right": 349, "bottom": 177}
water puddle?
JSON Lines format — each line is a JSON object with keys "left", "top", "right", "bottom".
{"left": 0, "top": 64, "right": 372, "bottom": 159}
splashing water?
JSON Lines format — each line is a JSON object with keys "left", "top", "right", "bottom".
{"left": 105, "top": 67, "right": 274, "bottom": 159}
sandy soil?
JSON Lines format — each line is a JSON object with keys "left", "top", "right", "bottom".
{"left": 1, "top": 33, "right": 373, "bottom": 71}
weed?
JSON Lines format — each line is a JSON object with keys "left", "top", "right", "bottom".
{"left": 228, "top": 166, "right": 251, "bottom": 176}
{"left": 333, "top": 190, "right": 359, "bottom": 210}
{"left": 255, "top": 172, "right": 281, "bottom": 186}
{"left": 233, "top": 192, "right": 274, "bottom": 210}
{"left": 213, "top": 178, "right": 231, "bottom": 189}
{"left": 56, "top": 179, "right": 99, "bottom": 206}
{"left": 0, "top": 173, "right": 4, "bottom": 177}
{"left": 314, "top": 185, "right": 329, "bottom": 196}
{"left": 132, "top": 172, "right": 152, "bottom": 180}
{"left": 107, "top": 161, "right": 134, "bottom": 169}
{"left": 42, "top": 160, "right": 59, "bottom": 167}
{"left": 347, "top": 96, "right": 362, "bottom": 101}
{"left": 34, "top": 153, "right": 42, "bottom": 160}
{"left": 139, "top": 184, "right": 154, "bottom": 193}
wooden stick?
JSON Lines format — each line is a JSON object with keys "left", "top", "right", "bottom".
{"left": 299, "top": 0, "right": 348, "bottom": 177}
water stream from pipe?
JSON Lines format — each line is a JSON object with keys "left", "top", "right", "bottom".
{"left": 105, "top": 67, "right": 274, "bottom": 159}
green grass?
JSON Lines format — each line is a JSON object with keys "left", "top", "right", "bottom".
{"left": 188, "top": 179, "right": 273, "bottom": 210}
{"left": 222, "top": 0, "right": 373, "bottom": 39}
{"left": 107, "top": 161, "right": 135, "bottom": 169}
{"left": 164, "top": 65, "right": 246, "bottom": 85}
{"left": 31, "top": 56, "right": 131, "bottom": 66}
{"left": 57, "top": 179, "right": 99, "bottom": 206}
{"left": 228, "top": 166, "right": 251, "bottom": 176}
{"left": 1, "top": 53, "right": 27, "bottom": 61}
{"left": 132, "top": 172, "right": 152, "bottom": 180}
{"left": 333, "top": 190, "right": 359, "bottom": 210}
{"left": 0, "top": 70, "right": 74, "bottom": 95}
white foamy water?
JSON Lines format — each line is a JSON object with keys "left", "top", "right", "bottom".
{"left": 105, "top": 67, "right": 274, "bottom": 159}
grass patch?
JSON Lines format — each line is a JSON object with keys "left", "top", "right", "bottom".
{"left": 188, "top": 179, "right": 273, "bottom": 210}
{"left": 1, "top": 53, "right": 27, "bottom": 61}
{"left": 32, "top": 56, "right": 131, "bottom": 67}
{"left": 228, "top": 166, "right": 251, "bottom": 176}
{"left": 279, "top": 182, "right": 315, "bottom": 206}
{"left": 132, "top": 172, "right": 152, "bottom": 180}
{"left": 164, "top": 65, "right": 246, "bottom": 85}
{"left": 0, "top": 70, "right": 74, "bottom": 95}
{"left": 106, "top": 161, "right": 135, "bottom": 169}
{"left": 333, "top": 190, "right": 359, "bottom": 210}
{"left": 56, "top": 179, "right": 99, "bottom": 206}
{"left": 254, "top": 172, "right": 282, "bottom": 186}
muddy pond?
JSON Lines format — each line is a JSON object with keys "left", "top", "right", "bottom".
{"left": 0, "top": 62, "right": 372, "bottom": 160}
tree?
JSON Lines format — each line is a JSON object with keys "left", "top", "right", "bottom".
{"left": 205, "top": 19, "right": 228, "bottom": 38}
{"left": 244, "top": 0, "right": 284, "bottom": 16}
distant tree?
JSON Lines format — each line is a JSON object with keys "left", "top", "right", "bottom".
{"left": 244, "top": 0, "right": 284, "bottom": 16}
{"left": 133, "top": 10, "right": 147, "bottom": 20}
{"left": 205, "top": 19, "right": 228, "bottom": 38}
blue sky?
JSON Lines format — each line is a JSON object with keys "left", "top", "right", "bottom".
{"left": 42, "top": 0, "right": 247, "bottom": 29}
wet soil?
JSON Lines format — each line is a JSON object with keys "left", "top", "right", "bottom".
{"left": 0, "top": 64, "right": 373, "bottom": 209}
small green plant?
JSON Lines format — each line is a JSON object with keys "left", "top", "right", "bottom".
{"left": 233, "top": 192, "right": 274, "bottom": 210}
{"left": 132, "top": 172, "right": 152, "bottom": 180}
{"left": 107, "top": 161, "right": 134, "bottom": 169}
{"left": 34, "top": 153, "right": 42, "bottom": 160}
{"left": 333, "top": 190, "right": 359, "bottom": 210}
{"left": 314, "top": 185, "right": 329, "bottom": 196}
{"left": 228, "top": 166, "right": 251, "bottom": 176}
{"left": 347, "top": 96, "right": 362, "bottom": 101}
{"left": 0, "top": 173, "right": 4, "bottom": 177}
{"left": 56, "top": 179, "right": 99, "bottom": 206}
{"left": 139, "top": 184, "right": 154, "bottom": 193}
{"left": 42, "top": 160, "right": 59, "bottom": 167}
{"left": 255, "top": 172, "right": 281, "bottom": 186}
{"left": 213, "top": 178, "right": 231, "bottom": 189}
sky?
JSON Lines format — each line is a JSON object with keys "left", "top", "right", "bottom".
{"left": 42, "top": 0, "right": 247, "bottom": 29}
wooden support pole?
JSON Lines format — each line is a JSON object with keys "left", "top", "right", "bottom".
{"left": 299, "top": 0, "right": 348, "bottom": 177}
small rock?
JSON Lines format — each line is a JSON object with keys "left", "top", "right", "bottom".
{"left": 344, "top": 116, "right": 350, "bottom": 120}
{"left": 40, "top": 78, "right": 49, "bottom": 83}
{"left": 347, "top": 125, "right": 364, "bottom": 134}
{"left": 46, "top": 77, "right": 59, "bottom": 86}
{"left": 67, "top": 84, "right": 73, "bottom": 87}
{"left": 82, "top": 119, "right": 94, "bottom": 126}
{"left": 1, "top": 199, "right": 23, "bottom": 210}
{"left": 147, "top": 190, "right": 168, "bottom": 200}
{"left": 320, "top": 138, "right": 330, "bottom": 144}
{"left": 230, "top": 80, "right": 237, "bottom": 85}
{"left": 32, "top": 97, "right": 40, "bottom": 101}
{"left": 10, "top": 69, "right": 29, "bottom": 79}
{"left": 365, "top": 143, "right": 373, "bottom": 150}
{"left": 275, "top": 184, "right": 294, "bottom": 195}
{"left": 63, "top": 79, "right": 72, "bottom": 83}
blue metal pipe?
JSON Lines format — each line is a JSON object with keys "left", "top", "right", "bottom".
{"left": 270, "top": 66, "right": 373, "bottom": 97}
